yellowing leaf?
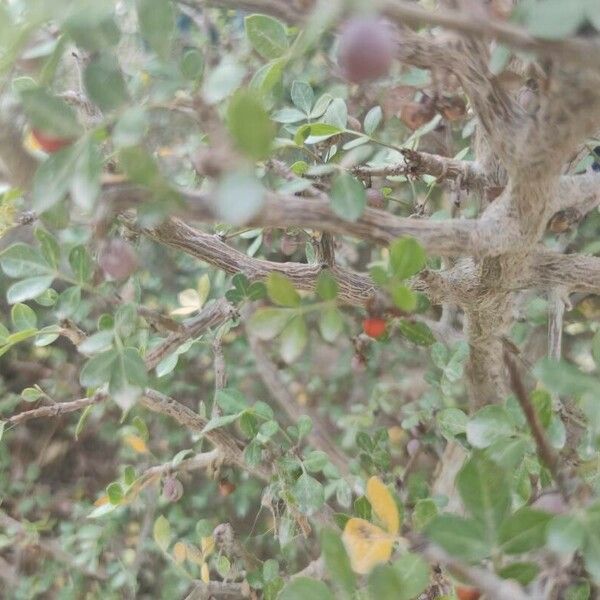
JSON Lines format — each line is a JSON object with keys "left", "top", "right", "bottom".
{"left": 153, "top": 515, "right": 171, "bottom": 552}
{"left": 94, "top": 494, "right": 109, "bottom": 507}
{"left": 201, "top": 535, "right": 215, "bottom": 556}
{"left": 173, "top": 541, "right": 187, "bottom": 563}
{"left": 201, "top": 561, "right": 210, "bottom": 583}
{"left": 124, "top": 434, "right": 149, "bottom": 454}
{"left": 186, "top": 543, "right": 204, "bottom": 566}
{"left": 367, "top": 476, "right": 400, "bottom": 535}
{"left": 342, "top": 518, "right": 394, "bottom": 574}
{"left": 171, "top": 288, "right": 202, "bottom": 316}
{"left": 197, "top": 274, "right": 210, "bottom": 308}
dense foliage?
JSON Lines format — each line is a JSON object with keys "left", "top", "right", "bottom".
{"left": 2, "top": 1, "right": 600, "bottom": 599}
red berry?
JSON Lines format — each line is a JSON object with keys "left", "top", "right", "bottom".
{"left": 218, "top": 478, "right": 236, "bottom": 497}
{"left": 455, "top": 586, "right": 481, "bottom": 600}
{"left": 98, "top": 239, "right": 139, "bottom": 280}
{"left": 31, "top": 128, "right": 73, "bottom": 153}
{"left": 338, "top": 17, "right": 395, "bottom": 83}
{"left": 363, "top": 317, "right": 386, "bottom": 338}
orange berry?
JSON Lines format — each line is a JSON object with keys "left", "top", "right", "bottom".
{"left": 455, "top": 585, "right": 481, "bottom": 600}
{"left": 363, "top": 317, "right": 386, "bottom": 338}
{"left": 31, "top": 129, "right": 73, "bottom": 153}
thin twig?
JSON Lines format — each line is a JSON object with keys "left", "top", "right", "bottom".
{"left": 504, "top": 351, "right": 570, "bottom": 502}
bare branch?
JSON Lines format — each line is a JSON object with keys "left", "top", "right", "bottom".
{"left": 525, "top": 252, "right": 600, "bottom": 296}
{"left": 504, "top": 351, "right": 570, "bottom": 501}
{"left": 5, "top": 392, "right": 106, "bottom": 427}
{"left": 354, "top": 150, "right": 487, "bottom": 193}
{"left": 133, "top": 216, "right": 377, "bottom": 305}
{"left": 547, "top": 289, "right": 565, "bottom": 362}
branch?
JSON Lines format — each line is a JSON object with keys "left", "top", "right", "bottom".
{"left": 5, "top": 392, "right": 106, "bottom": 427}
{"left": 132, "top": 216, "right": 377, "bottom": 305}
{"left": 184, "top": 580, "right": 249, "bottom": 599}
{"left": 140, "top": 389, "right": 271, "bottom": 481}
{"left": 112, "top": 186, "right": 480, "bottom": 257}
{"left": 504, "top": 351, "right": 570, "bottom": 502}
{"left": 354, "top": 150, "right": 487, "bottom": 193}
{"left": 145, "top": 298, "right": 237, "bottom": 370}
{"left": 377, "top": 0, "right": 600, "bottom": 69}
{"left": 525, "top": 252, "right": 600, "bottom": 295}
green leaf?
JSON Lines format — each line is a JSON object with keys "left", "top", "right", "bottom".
{"left": 319, "top": 307, "right": 343, "bottom": 342}
{"left": 437, "top": 407, "right": 468, "bottom": 440}
{"left": 69, "top": 245, "right": 93, "bottom": 284}
{"left": 294, "top": 123, "right": 341, "bottom": 145}
{"left": 21, "top": 386, "right": 44, "bottom": 402}
{"left": 389, "top": 237, "right": 426, "bottom": 280}
{"left": 11, "top": 303, "right": 37, "bottom": 330}
{"left": 32, "top": 145, "right": 79, "bottom": 212}
{"left": 247, "top": 307, "right": 293, "bottom": 340}
{"left": 291, "top": 81, "right": 314, "bottom": 114}
{"left": 564, "top": 581, "right": 591, "bottom": 600}
{"left": 20, "top": 88, "right": 81, "bottom": 137}
{"left": 181, "top": 48, "right": 204, "bottom": 79}
{"left": 293, "top": 473, "right": 324, "bottom": 515}
{"left": 278, "top": 577, "right": 334, "bottom": 600}
{"left": 499, "top": 507, "right": 551, "bottom": 554}
{"left": 392, "top": 552, "right": 430, "bottom": 600}
{"left": 84, "top": 53, "right": 128, "bottom": 112}
{"left": 546, "top": 515, "right": 585, "bottom": 555}
{"left": 368, "top": 565, "right": 403, "bottom": 600}
{"left": 75, "top": 404, "right": 94, "bottom": 440}
{"left": 106, "top": 482, "right": 124, "bottom": 505}
{"left": 466, "top": 405, "right": 515, "bottom": 449}
{"left": 363, "top": 106, "right": 383, "bottom": 136}
{"left": 280, "top": 316, "right": 307, "bottom": 363}
{"left": 113, "top": 108, "right": 148, "bottom": 148}
{"left": 201, "top": 412, "right": 241, "bottom": 434}
{"left": 35, "top": 228, "right": 60, "bottom": 268}
{"left": 215, "top": 171, "right": 264, "bottom": 226}
{"left": 425, "top": 515, "right": 490, "bottom": 562}
{"left": 485, "top": 437, "right": 527, "bottom": 471}
{"left": 153, "top": 515, "right": 171, "bottom": 552}
{"left": 266, "top": 273, "right": 300, "bottom": 307}
{"left": 498, "top": 562, "right": 539, "bottom": 585}
{"left": 70, "top": 137, "right": 102, "bottom": 210}
{"left": 136, "top": 0, "right": 175, "bottom": 59}
{"left": 80, "top": 349, "right": 118, "bottom": 387}
{"left": 63, "top": 4, "right": 120, "bottom": 52}
{"left": 216, "top": 388, "right": 248, "bottom": 414}
{"left": 227, "top": 89, "right": 275, "bottom": 160}
{"left": 7, "top": 275, "right": 54, "bottom": 304}
{"left": 272, "top": 107, "right": 307, "bottom": 123}
{"left": 118, "top": 146, "right": 163, "bottom": 188}
{"left": 457, "top": 454, "right": 511, "bottom": 539}
{"left": 412, "top": 498, "right": 438, "bottom": 531}
{"left": 391, "top": 285, "right": 417, "bottom": 312}
{"left": 250, "top": 57, "right": 285, "bottom": 99}
{"left": 330, "top": 173, "right": 366, "bottom": 222}
{"left": 397, "top": 320, "right": 435, "bottom": 346}
{"left": 203, "top": 58, "right": 246, "bottom": 105}
{"left": 297, "top": 415, "right": 312, "bottom": 438}
{"left": 323, "top": 98, "right": 347, "bottom": 129}
{"left": 316, "top": 270, "right": 338, "bottom": 300}
{"left": 524, "top": 0, "right": 586, "bottom": 40}
{"left": 245, "top": 14, "right": 289, "bottom": 59}
{"left": 1, "top": 243, "right": 52, "bottom": 278}
{"left": 534, "top": 358, "right": 600, "bottom": 397}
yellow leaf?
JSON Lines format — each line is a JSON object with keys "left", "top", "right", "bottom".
{"left": 201, "top": 562, "right": 210, "bottom": 583}
{"left": 201, "top": 535, "right": 215, "bottom": 557}
{"left": 186, "top": 543, "right": 204, "bottom": 566}
{"left": 124, "top": 434, "right": 149, "bottom": 454}
{"left": 173, "top": 541, "right": 187, "bottom": 564}
{"left": 171, "top": 288, "right": 202, "bottom": 316}
{"left": 342, "top": 518, "right": 394, "bottom": 574}
{"left": 94, "top": 494, "right": 109, "bottom": 507}
{"left": 366, "top": 476, "right": 400, "bottom": 535}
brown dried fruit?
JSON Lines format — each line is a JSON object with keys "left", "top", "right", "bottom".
{"left": 98, "top": 239, "right": 138, "bottom": 280}
{"left": 162, "top": 476, "right": 184, "bottom": 502}
{"left": 400, "top": 102, "right": 435, "bottom": 130}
